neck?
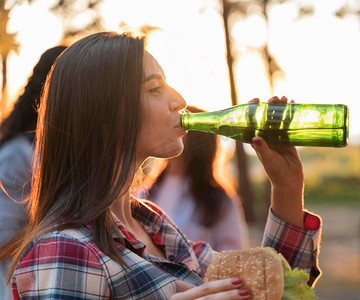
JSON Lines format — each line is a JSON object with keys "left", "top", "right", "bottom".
{"left": 111, "top": 189, "right": 136, "bottom": 227}
{"left": 110, "top": 159, "right": 143, "bottom": 227}
{"left": 166, "top": 155, "right": 185, "bottom": 175}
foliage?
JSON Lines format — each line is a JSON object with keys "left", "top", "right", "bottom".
{"left": 248, "top": 144, "right": 360, "bottom": 207}
{"left": 49, "top": 0, "right": 104, "bottom": 36}
{"left": 0, "top": 5, "right": 19, "bottom": 57}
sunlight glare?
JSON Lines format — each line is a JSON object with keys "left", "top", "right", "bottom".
{"left": 3, "top": 0, "right": 360, "bottom": 143}
{"left": 6, "top": 1, "right": 62, "bottom": 100}
{"left": 231, "top": 14, "right": 267, "bottom": 48}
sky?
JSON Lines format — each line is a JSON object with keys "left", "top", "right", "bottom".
{"left": 5, "top": 0, "right": 360, "bottom": 144}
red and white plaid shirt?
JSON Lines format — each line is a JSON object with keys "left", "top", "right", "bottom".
{"left": 12, "top": 199, "right": 321, "bottom": 299}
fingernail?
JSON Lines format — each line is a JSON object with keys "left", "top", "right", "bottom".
{"left": 238, "top": 289, "right": 250, "bottom": 296}
{"left": 231, "top": 278, "right": 243, "bottom": 285}
{"left": 252, "top": 137, "right": 262, "bottom": 147}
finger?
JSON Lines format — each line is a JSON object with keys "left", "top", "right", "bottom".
{"left": 251, "top": 137, "right": 274, "bottom": 167}
{"left": 196, "top": 289, "right": 251, "bottom": 300}
{"left": 280, "top": 96, "right": 288, "bottom": 102}
{"left": 269, "top": 96, "right": 287, "bottom": 104}
{"left": 267, "top": 96, "right": 279, "bottom": 103}
{"left": 175, "top": 278, "right": 245, "bottom": 299}
{"left": 249, "top": 97, "right": 259, "bottom": 103}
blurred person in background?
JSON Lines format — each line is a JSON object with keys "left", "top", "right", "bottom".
{"left": 144, "top": 105, "right": 250, "bottom": 251}
{"left": 0, "top": 45, "right": 67, "bottom": 298}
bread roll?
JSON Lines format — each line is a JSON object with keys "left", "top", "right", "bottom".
{"left": 204, "top": 247, "right": 284, "bottom": 300}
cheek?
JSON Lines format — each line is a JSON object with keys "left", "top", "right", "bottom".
{"left": 137, "top": 119, "right": 162, "bottom": 152}
{"left": 142, "top": 108, "right": 169, "bottom": 140}
{"left": 141, "top": 117, "right": 164, "bottom": 140}
{"left": 138, "top": 106, "right": 183, "bottom": 158}
{"left": 138, "top": 125, "right": 184, "bottom": 159}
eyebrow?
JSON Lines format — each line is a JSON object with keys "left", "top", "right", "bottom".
{"left": 144, "top": 74, "right": 165, "bottom": 83}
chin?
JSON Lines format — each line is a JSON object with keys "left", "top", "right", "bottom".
{"left": 163, "top": 148, "right": 184, "bottom": 159}
{"left": 161, "top": 143, "right": 184, "bottom": 159}
{"left": 166, "top": 151, "right": 183, "bottom": 159}
{"left": 173, "top": 141, "right": 185, "bottom": 157}
{"left": 145, "top": 139, "right": 184, "bottom": 160}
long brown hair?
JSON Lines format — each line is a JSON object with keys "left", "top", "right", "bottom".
{"left": 7, "top": 32, "right": 145, "bottom": 279}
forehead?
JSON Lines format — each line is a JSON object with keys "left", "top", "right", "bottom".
{"left": 143, "top": 51, "right": 165, "bottom": 78}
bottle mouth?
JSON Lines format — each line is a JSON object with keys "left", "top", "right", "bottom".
{"left": 180, "top": 113, "right": 189, "bottom": 130}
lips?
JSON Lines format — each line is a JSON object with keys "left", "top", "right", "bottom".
{"left": 175, "top": 113, "right": 187, "bottom": 136}
{"left": 175, "top": 126, "right": 187, "bottom": 137}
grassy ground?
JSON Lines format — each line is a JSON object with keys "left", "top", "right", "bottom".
{"left": 248, "top": 203, "right": 360, "bottom": 300}
{"left": 246, "top": 143, "right": 360, "bottom": 206}
{"left": 307, "top": 204, "right": 360, "bottom": 299}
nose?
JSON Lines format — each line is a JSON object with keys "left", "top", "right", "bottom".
{"left": 169, "top": 87, "right": 187, "bottom": 112}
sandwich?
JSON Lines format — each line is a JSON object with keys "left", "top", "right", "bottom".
{"left": 204, "top": 247, "right": 318, "bottom": 300}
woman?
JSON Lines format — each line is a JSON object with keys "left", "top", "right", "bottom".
{"left": 5, "top": 31, "right": 321, "bottom": 299}
{"left": 0, "top": 45, "right": 67, "bottom": 298}
{"left": 145, "top": 105, "right": 250, "bottom": 251}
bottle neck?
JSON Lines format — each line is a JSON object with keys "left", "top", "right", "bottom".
{"left": 180, "top": 110, "right": 219, "bottom": 131}
{"left": 180, "top": 113, "right": 189, "bottom": 130}
{"left": 180, "top": 104, "right": 250, "bottom": 131}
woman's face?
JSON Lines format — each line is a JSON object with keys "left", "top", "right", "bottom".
{"left": 137, "top": 51, "right": 187, "bottom": 162}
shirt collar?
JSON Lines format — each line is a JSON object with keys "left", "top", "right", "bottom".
{"left": 111, "top": 198, "right": 200, "bottom": 273}
{"left": 109, "top": 198, "right": 164, "bottom": 255}
{"left": 131, "top": 198, "right": 163, "bottom": 234}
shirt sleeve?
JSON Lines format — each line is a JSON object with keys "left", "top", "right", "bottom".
{"left": 262, "top": 209, "right": 322, "bottom": 286}
{"left": 12, "top": 236, "right": 111, "bottom": 299}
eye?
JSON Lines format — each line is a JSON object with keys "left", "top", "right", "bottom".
{"left": 150, "top": 86, "right": 161, "bottom": 93}
{"left": 149, "top": 84, "right": 163, "bottom": 95}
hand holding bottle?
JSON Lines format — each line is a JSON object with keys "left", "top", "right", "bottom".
{"left": 251, "top": 96, "right": 304, "bottom": 228}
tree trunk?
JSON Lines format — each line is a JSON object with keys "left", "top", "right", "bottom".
{"left": 261, "top": 0, "right": 272, "bottom": 215}
{"left": 0, "top": 54, "right": 8, "bottom": 118}
{"left": 222, "top": 0, "right": 255, "bottom": 223}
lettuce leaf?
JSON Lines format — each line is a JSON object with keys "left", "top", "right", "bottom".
{"left": 283, "top": 267, "right": 309, "bottom": 286}
{"left": 279, "top": 251, "right": 318, "bottom": 300}
{"left": 282, "top": 283, "right": 319, "bottom": 300}
{"left": 266, "top": 247, "right": 318, "bottom": 300}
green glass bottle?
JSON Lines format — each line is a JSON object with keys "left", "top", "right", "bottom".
{"left": 181, "top": 102, "right": 349, "bottom": 147}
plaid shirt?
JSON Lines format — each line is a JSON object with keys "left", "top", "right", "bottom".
{"left": 12, "top": 199, "right": 321, "bottom": 299}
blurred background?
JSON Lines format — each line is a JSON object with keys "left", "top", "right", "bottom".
{"left": 1, "top": 0, "right": 359, "bottom": 299}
